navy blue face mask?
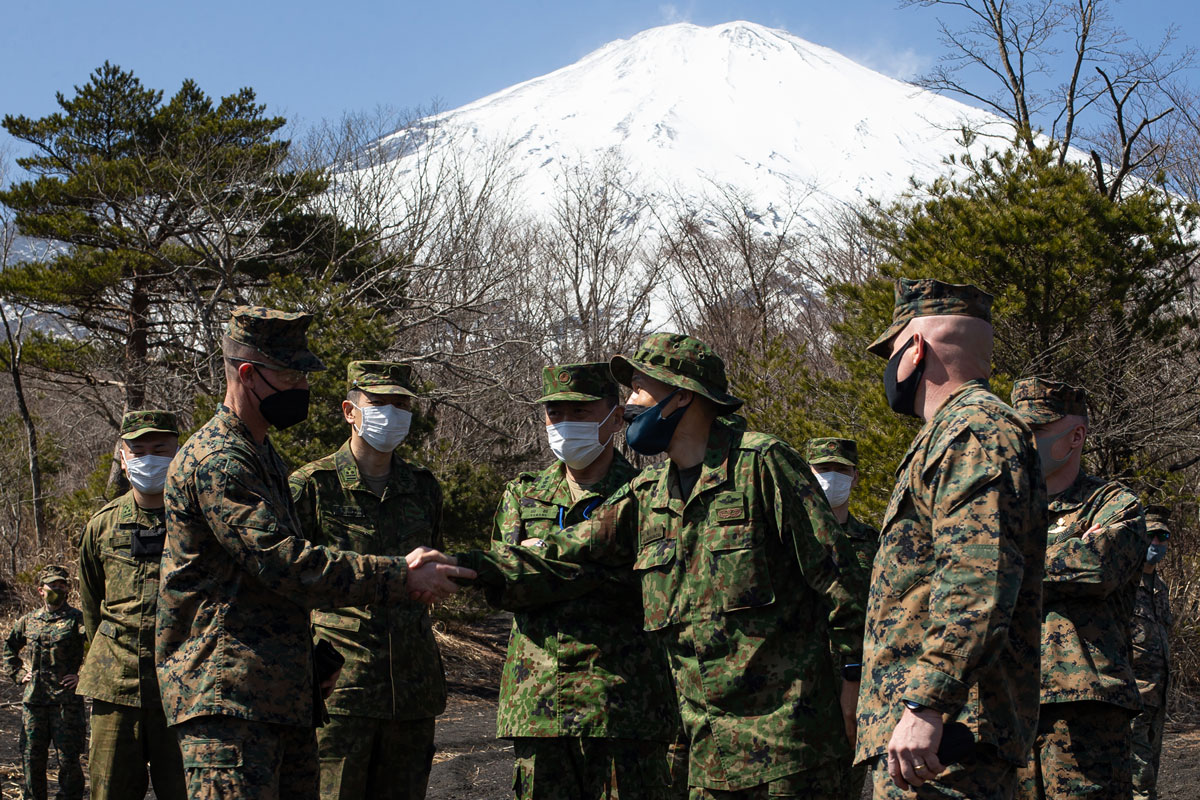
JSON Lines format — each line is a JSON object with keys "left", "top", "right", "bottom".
{"left": 1145, "top": 543, "right": 1167, "bottom": 565}
{"left": 625, "top": 389, "right": 688, "bottom": 456}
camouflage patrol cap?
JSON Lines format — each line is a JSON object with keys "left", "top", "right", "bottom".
{"left": 610, "top": 333, "right": 744, "bottom": 411}
{"left": 867, "top": 278, "right": 994, "bottom": 358}
{"left": 39, "top": 565, "right": 69, "bottom": 586}
{"left": 1145, "top": 505, "right": 1171, "bottom": 540}
{"left": 347, "top": 361, "right": 416, "bottom": 398}
{"left": 536, "top": 362, "right": 618, "bottom": 403}
{"left": 1011, "top": 377, "right": 1089, "bottom": 426}
{"left": 805, "top": 437, "right": 858, "bottom": 467}
{"left": 225, "top": 306, "right": 326, "bottom": 372}
{"left": 119, "top": 410, "right": 179, "bottom": 440}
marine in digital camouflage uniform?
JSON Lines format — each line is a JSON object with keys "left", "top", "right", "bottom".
{"left": 1010, "top": 378, "right": 1148, "bottom": 800}
{"left": 478, "top": 362, "right": 680, "bottom": 800}
{"left": 77, "top": 410, "right": 186, "bottom": 800}
{"left": 4, "top": 565, "right": 87, "bottom": 800}
{"left": 806, "top": 437, "right": 877, "bottom": 800}
{"left": 457, "top": 335, "right": 866, "bottom": 798}
{"left": 157, "top": 308, "right": 472, "bottom": 800}
{"left": 856, "top": 280, "right": 1048, "bottom": 800}
{"left": 289, "top": 361, "right": 447, "bottom": 800}
{"left": 1130, "top": 506, "right": 1173, "bottom": 800}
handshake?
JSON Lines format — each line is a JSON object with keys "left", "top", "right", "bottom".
{"left": 405, "top": 546, "right": 476, "bottom": 604}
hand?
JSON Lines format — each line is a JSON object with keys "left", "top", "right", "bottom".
{"left": 406, "top": 551, "right": 477, "bottom": 605}
{"left": 887, "top": 706, "right": 945, "bottom": 790}
{"left": 319, "top": 666, "right": 341, "bottom": 699}
{"left": 20, "top": 670, "right": 32, "bottom": 684}
{"left": 519, "top": 538, "right": 546, "bottom": 549}
{"left": 405, "top": 545, "right": 456, "bottom": 570}
{"left": 61, "top": 674, "right": 79, "bottom": 689}
{"left": 839, "top": 680, "right": 860, "bottom": 748}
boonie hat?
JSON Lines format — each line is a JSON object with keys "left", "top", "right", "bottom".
{"left": 536, "top": 362, "right": 618, "bottom": 403}
{"left": 868, "top": 278, "right": 994, "bottom": 358}
{"left": 610, "top": 333, "right": 743, "bottom": 411}
{"left": 225, "top": 306, "right": 326, "bottom": 373}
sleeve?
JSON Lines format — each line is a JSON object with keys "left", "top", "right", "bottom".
{"left": 69, "top": 613, "right": 86, "bottom": 673}
{"left": 1044, "top": 492, "right": 1146, "bottom": 599}
{"left": 77, "top": 520, "right": 104, "bottom": 641}
{"left": 430, "top": 475, "right": 445, "bottom": 552}
{"left": 903, "top": 425, "right": 1025, "bottom": 712}
{"left": 3, "top": 618, "right": 25, "bottom": 683}
{"left": 766, "top": 444, "right": 867, "bottom": 663}
{"left": 489, "top": 481, "right": 525, "bottom": 547}
{"left": 198, "top": 452, "right": 407, "bottom": 610}
{"left": 288, "top": 470, "right": 320, "bottom": 545}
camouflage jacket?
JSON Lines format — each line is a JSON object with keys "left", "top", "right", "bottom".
{"left": 856, "top": 380, "right": 1047, "bottom": 767}
{"left": 461, "top": 421, "right": 866, "bottom": 791}
{"left": 843, "top": 513, "right": 880, "bottom": 583}
{"left": 76, "top": 491, "right": 166, "bottom": 707}
{"left": 290, "top": 440, "right": 447, "bottom": 721}
{"left": 156, "top": 405, "right": 409, "bottom": 728}
{"left": 1041, "top": 472, "right": 1146, "bottom": 711}
{"left": 3, "top": 605, "right": 86, "bottom": 705}
{"left": 486, "top": 452, "right": 677, "bottom": 741}
{"left": 1131, "top": 572, "right": 1171, "bottom": 707}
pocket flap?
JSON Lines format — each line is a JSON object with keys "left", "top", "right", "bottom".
{"left": 633, "top": 538, "right": 676, "bottom": 570}
{"left": 97, "top": 619, "right": 117, "bottom": 639}
{"left": 704, "top": 523, "right": 753, "bottom": 552}
{"left": 519, "top": 505, "right": 558, "bottom": 521}
{"left": 312, "top": 611, "right": 362, "bottom": 632}
{"left": 181, "top": 737, "right": 242, "bottom": 769}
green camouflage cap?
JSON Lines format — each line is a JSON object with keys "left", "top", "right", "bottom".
{"left": 1011, "top": 377, "right": 1089, "bottom": 426}
{"left": 347, "top": 361, "right": 416, "bottom": 397}
{"left": 1145, "top": 504, "right": 1171, "bottom": 539}
{"left": 225, "top": 306, "right": 326, "bottom": 373}
{"left": 536, "top": 362, "right": 618, "bottom": 403}
{"left": 805, "top": 437, "right": 858, "bottom": 467}
{"left": 868, "top": 278, "right": 994, "bottom": 358}
{"left": 39, "top": 565, "right": 69, "bottom": 585}
{"left": 119, "top": 410, "right": 179, "bottom": 440}
{"left": 610, "top": 333, "right": 744, "bottom": 411}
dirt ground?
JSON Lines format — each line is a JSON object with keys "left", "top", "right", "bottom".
{"left": 2, "top": 611, "right": 1199, "bottom": 799}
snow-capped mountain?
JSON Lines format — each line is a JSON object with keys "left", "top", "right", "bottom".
{"left": 365, "top": 20, "right": 1003, "bottom": 222}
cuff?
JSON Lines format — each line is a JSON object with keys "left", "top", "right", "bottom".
{"left": 903, "top": 662, "right": 968, "bottom": 714}
{"left": 374, "top": 555, "right": 408, "bottom": 605}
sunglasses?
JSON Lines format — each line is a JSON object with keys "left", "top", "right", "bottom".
{"left": 225, "top": 358, "right": 309, "bottom": 385}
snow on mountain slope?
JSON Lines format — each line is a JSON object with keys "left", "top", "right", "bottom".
{"left": 366, "top": 21, "right": 1002, "bottom": 221}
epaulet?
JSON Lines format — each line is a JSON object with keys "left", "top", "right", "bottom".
{"left": 604, "top": 481, "right": 634, "bottom": 505}
{"left": 291, "top": 453, "right": 338, "bottom": 481}
{"left": 96, "top": 495, "right": 125, "bottom": 515}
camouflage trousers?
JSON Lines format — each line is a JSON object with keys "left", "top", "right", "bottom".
{"left": 315, "top": 714, "right": 435, "bottom": 800}
{"left": 689, "top": 759, "right": 843, "bottom": 799}
{"left": 175, "top": 715, "right": 319, "bottom": 800}
{"left": 1016, "top": 701, "right": 1133, "bottom": 800}
{"left": 835, "top": 757, "right": 869, "bottom": 800}
{"left": 1131, "top": 699, "right": 1167, "bottom": 800}
{"left": 89, "top": 699, "right": 186, "bottom": 800}
{"left": 868, "top": 745, "right": 1018, "bottom": 800}
{"left": 20, "top": 701, "right": 86, "bottom": 800}
{"left": 512, "top": 736, "right": 678, "bottom": 800}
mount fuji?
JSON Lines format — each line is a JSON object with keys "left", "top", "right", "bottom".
{"left": 363, "top": 20, "right": 1004, "bottom": 223}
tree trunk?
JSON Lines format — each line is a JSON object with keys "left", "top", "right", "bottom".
{"left": 0, "top": 307, "right": 47, "bottom": 550}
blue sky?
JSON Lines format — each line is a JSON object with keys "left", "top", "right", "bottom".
{"left": 1, "top": 1, "right": 1197, "bottom": 141}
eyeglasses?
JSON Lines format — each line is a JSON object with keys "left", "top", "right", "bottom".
{"left": 225, "top": 358, "right": 309, "bottom": 386}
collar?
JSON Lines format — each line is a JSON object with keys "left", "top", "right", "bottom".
{"left": 525, "top": 451, "right": 638, "bottom": 507}
{"left": 649, "top": 421, "right": 734, "bottom": 512}
{"left": 332, "top": 439, "right": 414, "bottom": 496}
{"left": 117, "top": 490, "right": 165, "bottom": 526}
{"left": 1049, "top": 470, "right": 1096, "bottom": 511}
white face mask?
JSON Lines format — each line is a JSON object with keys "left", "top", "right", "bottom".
{"left": 353, "top": 403, "right": 412, "bottom": 453}
{"left": 546, "top": 406, "right": 617, "bottom": 470}
{"left": 814, "top": 471, "right": 853, "bottom": 508}
{"left": 123, "top": 454, "right": 173, "bottom": 494}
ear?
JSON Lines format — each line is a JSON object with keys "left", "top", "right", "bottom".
{"left": 342, "top": 400, "right": 358, "bottom": 426}
{"left": 238, "top": 362, "right": 255, "bottom": 385}
{"left": 850, "top": 468, "right": 860, "bottom": 490}
{"left": 909, "top": 333, "right": 926, "bottom": 364}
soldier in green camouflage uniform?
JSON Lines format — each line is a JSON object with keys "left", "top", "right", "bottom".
{"left": 4, "top": 565, "right": 87, "bottom": 800}
{"left": 289, "top": 361, "right": 447, "bottom": 800}
{"left": 156, "top": 308, "right": 474, "bottom": 800}
{"left": 1010, "top": 378, "right": 1148, "bottom": 800}
{"left": 481, "top": 362, "right": 679, "bottom": 800}
{"left": 77, "top": 410, "right": 186, "bottom": 800}
{"left": 806, "top": 438, "right": 877, "bottom": 800}
{"left": 856, "top": 280, "right": 1048, "bottom": 800}
{"left": 1130, "top": 506, "right": 1173, "bottom": 800}
{"left": 454, "top": 335, "right": 867, "bottom": 798}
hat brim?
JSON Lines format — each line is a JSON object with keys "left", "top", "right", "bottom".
{"left": 358, "top": 385, "right": 417, "bottom": 398}
{"left": 121, "top": 427, "right": 179, "bottom": 440}
{"left": 286, "top": 351, "right": 327, "bottom": 372}
{"left": 536, "top": 391, "right": 606, "bottom": 403}
{"left": 609, "top": 355, "right": 745, "bottom": 411}
{"left": 809, "top": 455, "right": 857, "bottom": 467}
{"left": 1014, "top": 407, "right": 1063, "bottom": 426}
{"left": 867, "top": 318, "right": 911, "bottom": 359}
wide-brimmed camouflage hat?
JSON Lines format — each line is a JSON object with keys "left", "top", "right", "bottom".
{"left": 610, "top": 333, "right": 744, "bottom": 411}
{"left": 536, "top": 362, "right": 618, "bottom": 403}
{"left": 868, "top": 278, "right": 994, "bottom": 358}
{"left": 1011, "top": 377, "right": 1088, "bottom": 426}
{"left": 1145, "top": 504, "right": 1171, "bottom": 540}
{"left": 39, "top": 565, "right": 70, "bottom": 585}
{"left": 119, "top": 410, "right": 179, "bottom": 440}
{"left": 225, "top": 306, "right": 326, "bottom": 373}
{"left": 806, "top": 437, "right": 858, "bottom": 467}
{"left": 347, "top": 361, "right": 416, "bottom": 397}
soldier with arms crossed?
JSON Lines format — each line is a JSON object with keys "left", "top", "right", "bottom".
{"left": 77, "top": 410, "right": 186, "bottom": 800}
{"left": 156, "top": 307, "right": 474, "bottom": 800}
{"left": 448, "top": 334, "right": 866, "bottom": 798}
{"left": 1011, "top": 378, "right": 1148, "bottom": 800}
{"left": 855, "top": 279, "right": 1047, "bottom": 800}
{"left": 290, "top": 361, "right": 449, "bottom": 800}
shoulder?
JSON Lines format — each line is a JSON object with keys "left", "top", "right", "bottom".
{"left": 85, "top": 494, "right": 126, "bottom": 530}
{"left": 290, "top": 452, "right": 339, "bottom": 485}
{"left": 396, "top": 457, "right": 441, "bottom": 491}
{"left": 733, "top": 429, "right": 789, "bottom": 455}
{"left": 927, "top": 388, "right": 1030, "bottom": 464}
{"left": 1079, "top": 474, "right": 1141, "bottom": 512}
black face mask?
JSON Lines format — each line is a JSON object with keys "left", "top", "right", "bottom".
{"left": 253, "top": 369, "right": 311, "bottom": 430}
{"left": 884, "top": 335, "right": 925, "bottom": 418}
